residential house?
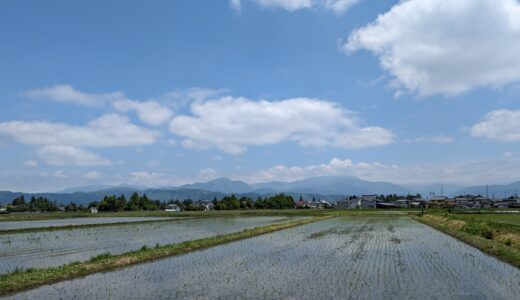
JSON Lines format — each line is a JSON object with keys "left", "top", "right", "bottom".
{"left": 165, "top": 204, "right": 181, "bottom": 212}
{"left": 395, "top": 199, "right": 410, "bottom": 208}
{"left": 335, "top": 198, "right": 358, "bottom": 210}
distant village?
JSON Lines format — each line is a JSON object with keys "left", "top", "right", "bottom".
{"left": 2, "top": 193, "right": 520, "bottom": 214}
{"left": 332, "top": 194, "right": 520, "bottom": 210}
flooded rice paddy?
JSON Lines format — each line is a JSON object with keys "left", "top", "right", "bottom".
{"left": 0, "top": 216, "right": 290, "bottom": 275}
{"left": 0, "top": 217, "right": 181, "bottom": 231}
{"left": 6, "top": 217, "right": 520, "bottom": 299}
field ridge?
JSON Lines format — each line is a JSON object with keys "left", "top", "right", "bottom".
{"left": 0, "top": 216, "right": 330, "bottom": 296}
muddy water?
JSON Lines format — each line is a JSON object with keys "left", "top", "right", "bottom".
{"left": 0, "top": 216, "right": 290, "bottom": 275}
{"left": 6, "top": 217, "right": 520, "bottom": 299}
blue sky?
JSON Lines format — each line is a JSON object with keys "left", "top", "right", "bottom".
{"left": 1, "top": 0, "right": 520, "bottom": 192}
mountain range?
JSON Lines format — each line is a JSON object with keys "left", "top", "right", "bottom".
{"left": 1, "top": 176, "right": 519, "bottom": 206}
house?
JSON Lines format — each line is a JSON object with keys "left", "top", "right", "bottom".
{"left": 361, "top": 195, "right": 378, "bottom": 201}
{"left": 319, "top": 199, "right": 331, "bottom": 208}
{"left": 165, "top": 204, "right": 181, "bottom": 212}
{"left": 454, "top": 197, "right": 472, "bottom": 208}
{"left": 376, "top": 202, "right": 398, "bottom": 209}
{"left": 395, "top": 199, "right": 410, "bottom": 208}
{"left": 195, "top": 200, "right": 215, "bottom": 211}
{"left": 428, "top": 196, "right": 451, "bottom": 208}
{"left": 202, "top": 203, "right": 215, "bottom": 211}
{"left": 90, "top": 207, "right": 98, "bottom": 214}
{"left": 335, "top": 198, "right": 358, "bottom": 210}
{"left": 410, "top": 198, "right": 426, "bottom": 208}
{"left": 359, "top": 199, "right": 377, "bottom": 209}
{"left": 295, "top": 200, "right": 312, "bottom": 209}
{"left": 494, "top": 200, "right": 513, "bottom": 209}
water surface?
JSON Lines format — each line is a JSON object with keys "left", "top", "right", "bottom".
{"left": 6, "top": 217, "right": 519, "bottom": 299}
{"left": 0, "top": 216, "right": 290, "bottom": 275}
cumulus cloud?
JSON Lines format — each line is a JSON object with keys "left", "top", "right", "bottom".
{"left": 38, "top": 146, "right": 112, "bottom": 166}
{"left": 24, "top": 84, "right": 124, "bottom": 107}
{"left": 345, "top": 0, "right": 520, "bottom": 96}
{"left": 169, "top": 96, "right": 394, "bottom": 154}
{"left": 246, "top": 157, "right": 520, "bottom": 185}
{"left": 113, "top": 100, "right": 173, "bottom": 126}
{"left": 470, "top": 109, "right": 520, "bottom": 142}
{"left": 231, "top": 0, "right": 359, "bottom": 14}
{"left": 0, "top": 114, "right": 159, "bottom": 148}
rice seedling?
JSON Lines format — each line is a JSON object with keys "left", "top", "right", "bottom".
{"left": 6, "top": 217, "right": 520, "bottom": 299}
{"left": 0, "top": 216, "right": 294, "bottom": 275}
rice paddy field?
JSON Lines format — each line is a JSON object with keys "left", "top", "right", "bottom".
{"left": 5, "top": 216, "right": 520, "bottom": 299}
{"left": 0, "top": 216, "right": 292, "bottom": 275}
{"left": 0, "top": 217, "right": 181, "bottom": 231}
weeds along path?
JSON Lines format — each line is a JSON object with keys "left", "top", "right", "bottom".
{"left": 411, "top": 214, "right": 520, "bottom": 268}
{"left": 0, "top": 216, "right": 330, "bottom": 296}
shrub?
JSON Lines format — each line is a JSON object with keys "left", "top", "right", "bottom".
{"left": 461, "top": 223, "right": 493, "bottom": 239}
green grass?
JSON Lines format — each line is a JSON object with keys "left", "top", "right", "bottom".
{"left": 449, "top": 213, "right": 520, "bottom": 227}
{"left": 0, "top": 215, "right": 331, "bottom": 296}
{"left": 411, "top": 214, "right": 520, "bottom": 268}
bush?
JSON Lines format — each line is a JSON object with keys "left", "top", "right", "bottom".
{"left": 461, "top": 223, "right": 494, "bottom": 240}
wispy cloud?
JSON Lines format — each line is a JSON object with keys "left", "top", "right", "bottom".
{"left": 23, "top": 84, "right": 125, "bottom": 107}
{"left": 230, "top": 0, "right": 359, "bottom": 14}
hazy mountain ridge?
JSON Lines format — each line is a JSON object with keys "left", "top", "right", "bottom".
{"left": 453, "top": 181, "right": 520, "bottom": 198}
{"left": 0, "top": 176, "right": 413, "bottom": 205}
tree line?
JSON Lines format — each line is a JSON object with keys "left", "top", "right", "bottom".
{"left": 4, "top": 192, "right": 298, "bottom": 213}
{"left": 7, "top": 195, "right": 59, "bottom": 212}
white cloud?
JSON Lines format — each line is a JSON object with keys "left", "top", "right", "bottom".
{"left": 169, "top": 96, "right": 394, "bottom": 154}
{"left": 230, "top": 0, "right": 242, "bottom": 11}
{"left": 502, "top": 152, "right": 514, "bottom": 159}
{"left": 246, "top": 157, "right": 520, "bottom": 185}
{"left": 324, "top": 0, "right": 359, "bottom": 14}
{"left": 0, "top": 114, "right": 159, "bottom": 147}
{"left": 53, "top": 170, "right": 67, "bottom": 178}
{"left": 412, "top": 135, "right": 453, "bottom": 144}
{"left": 23, "top": 160, "right": 38, "bottom": 168}
{"left": 83, "top": 171, "right": 102, "bottom": 180}
{"left": 470, "top": 109, "right": 520, "bottom": 142}
{"left": 113, "top": 100, "right": 173, "bottom": 126}
{"left": 163, "top": 87, "right": 227, "bottom": 110}
{"left": 199, "top": 168, "right": 218, "bottom": 180}
{"left": 231, "top": 0, "right": 359, "bottom": 14}
{"left": 38, "top": 146, "right": 112, "bottom": 166}
{"left": 24, "top": 84, "right": 124, "bottom": 107}
{"left": 345, "top": 0, "right": 520, "bottom": 96}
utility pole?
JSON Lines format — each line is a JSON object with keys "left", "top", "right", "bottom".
{"left": 486, "top": 185, "right": 489, "bottom": 199}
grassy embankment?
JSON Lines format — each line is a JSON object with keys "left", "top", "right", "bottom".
{"left": 412, "top": 213, "right": 520, "bottom": 268}
{"left": 0, "top": 208, "right": 428, "bottom": 222}
{"left": 0, "top": 215, "right": 330, "bottom": 296}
